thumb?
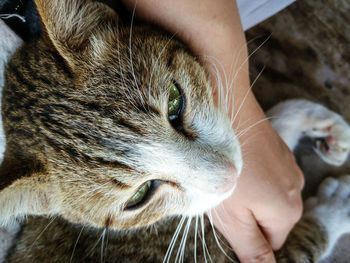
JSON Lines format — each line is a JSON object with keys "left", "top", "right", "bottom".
{"left": 227, "top": 212, "right": 277, "bottom": 263}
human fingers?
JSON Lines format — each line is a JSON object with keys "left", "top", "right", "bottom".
{"left": 257, "top": 187, "right": 303, "bottom": 250}
{"left": 227, "top": 211, "right": 277, "bottom": 263}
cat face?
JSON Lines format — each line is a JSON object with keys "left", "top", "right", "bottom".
{"left": 0, "top": 0, "right": 242, "bottom": 229}
{"left": 52, "top": 28, "right": 242, "bottom": 229}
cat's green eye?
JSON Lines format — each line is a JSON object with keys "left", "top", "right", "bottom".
{"left": 126, "top": 181, "right": 151, "bottom": 209}
{"left": 168, "top": 83, "right": 182, "bottom": 118}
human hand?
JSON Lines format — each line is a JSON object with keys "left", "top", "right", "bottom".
{"left": 211, "top": 117, "right": 304, "bottom": 263}
{"left": 122, "top": 0, "right": 304, "bottom": 262}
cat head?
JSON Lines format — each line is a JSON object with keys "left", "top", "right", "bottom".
{"left": 0, "top": 0, "right": 242, "bottom": 229}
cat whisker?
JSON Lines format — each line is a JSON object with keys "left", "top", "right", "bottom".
{"left": 175, "top": 216, "right": 191, "bottom": 263}
{"left": 100, "top": 228, "right": 107, "bottom": 263}
{"left": 201, "top": 35, "right": 270, "bottom": 118}
{"left": 128, "top": 2, "right": 145, "bottom": 107}
{"left": 227, "top": 36, "right": 263, "bottom": 93}
{"left": 78, "top": 182, "right": 111, "bottom": 199}
{"left": 230, "top": 65, "right": 265, "bottom": 125}
{"left": 203, "top": 56, "right": 229, "bottom": 100}
{"left": 86, "top": 228, "right": 106, "bottom": 258}
{"left": 229, "top": 34, "right": 271, "bottom": 96}
{"left": 30, "top": 215, "right": 58, "bottom": 250}
{"left": 70, "top": 226, "right": 85, "bottom": 263}
{"left": 115, "top": 25, "right": 138, "bottom": 110}
{"left": 202, "top": 56, "right": 227, "bottom": 114}
{"left": 148, "top": 32, "right": 177, "bottom": 101}
{"left": 115, "top": 25, "right": 127, "bottom": 87}
{"left": 150, "top": 222, "right": 158, "bottom": 235}
{"left": 211, "top": 207, "right": 233, "bottom": 250}
{"left": 236, "top": 117, "right": 271, "bottom": 139}
{"left": 105, "top": 229, "right": 110, "bottom": 260}
{"left": 163, "top": 216, "right": 186, "bottom": 263}
{"left": 239, "top": 129, "right": 266, "bottom": 151}
{"left": 200, "top": 214, "right": 213, "bottom": 263}
{"left": 203, "top": 35, "right": 270, "bottom": 125}
{"left": 194, "top": 215, "right": 198, "bottom": 263}
{"left": 206, "top": 211, "right": 234, "bottom": 261}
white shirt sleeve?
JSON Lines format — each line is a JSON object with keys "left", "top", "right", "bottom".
{"left": 237, "top": 0, "right": 296, "bottom": 31}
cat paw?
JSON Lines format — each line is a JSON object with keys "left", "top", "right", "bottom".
{"left": 299, "top": 101, "right": 350, "bottom": 166}
{"left": 268, "top": 99, "right": 350, "bottom": 165}
{"left": 305, "top": 176, "right": 350, "bottom": 244}
{"left": 312, "top": 120, "right": 350, "bottom": 166}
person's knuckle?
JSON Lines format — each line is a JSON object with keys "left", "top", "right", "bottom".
{"left": 293, "top": 197, "right": 303, "bottom": 222}
{"left": 296, "top": 167, "right": 305, "bottom": 190}
{"left": 241, "top": 246, "right": 274, "bottom": 263}
{"left": 285, "top": 195, "right": 303, "bottom": 223}
{"left": 281, "top": 172, "right": 302, "bottom": 194}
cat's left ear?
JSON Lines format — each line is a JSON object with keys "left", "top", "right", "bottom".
{"left": 35, "top": 0, "right": 118, "bottom": 73}
{"left": 0, "top": 178, "right": 56, "bottom": 226}
{"left": 0, "top": 156, "right": 57, "bottom": 226}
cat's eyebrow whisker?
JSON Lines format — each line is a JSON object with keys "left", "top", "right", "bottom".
{"left": 70, "top": 226, "right": 85, "bottom": 263}
{"left": 229, "top": 34, "right": 271, "bottom": 94}
{"left": 128, "top": 2, "right": 145, "bottom": 107}
{"left": 239, "top": 130, "right": 266, "bottom": 150}
{"left": 163, "top": 216, "right": 186, "bottom": 263}
{"left": 77, "top": 181, "right": 111, "bottom": 199}
{"left": 115, "top": 25, "right": 140, "bottom": 110}
{"left": 222, "top": 35, "right": 270, "bottom": 121}
{"left": 202, "top": 36, "right": 270, "bottom": 118}
{"left": 202, "top": 56, "right": 227, "bottom": 114}
{"left": 206, "top": 211, "right": 234, "bottom": 261}
{"left": 227, "top": 36, "right": 262, "bottom": 92}
{"left": 232, "top": 115, "right": 256, "bottom": 134}
{"left": 236, "top": 117, "right": 271, "bottom": 139}
{"left": 147, "top": 32, "right": 177, "bottom": 101}
{"left": 115, "top": 25, "right": 127, "bottom": 88}
{"left": 230, "top": 65, "right": 265, "bottom": 125}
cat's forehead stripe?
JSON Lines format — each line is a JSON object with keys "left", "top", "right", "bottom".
{"left": 134, "top": 103, "right": 160, "bottom": 117}
{"left": 94, "top": 157, "right": 133, "bottom": 172}
{"left": 110, "top": 179, "right": 130, "bottom": 189}
{"left": 118, "top": 118, "right": 147, "bottom": 135}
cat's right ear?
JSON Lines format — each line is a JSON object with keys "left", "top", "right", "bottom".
{"left": 34, "top": 0, "right": 118, "bottom": 73}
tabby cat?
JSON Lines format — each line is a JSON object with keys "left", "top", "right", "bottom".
{"left": 1, "top": 0, "right": 350, "bottom": 262}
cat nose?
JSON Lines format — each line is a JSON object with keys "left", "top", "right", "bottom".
{"left": 220, "top": 163, "right": 238, "bottom": 193}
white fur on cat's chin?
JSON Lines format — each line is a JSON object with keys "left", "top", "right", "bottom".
{"left": 183, "top": 184, "right": 236, "bottom": 216}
